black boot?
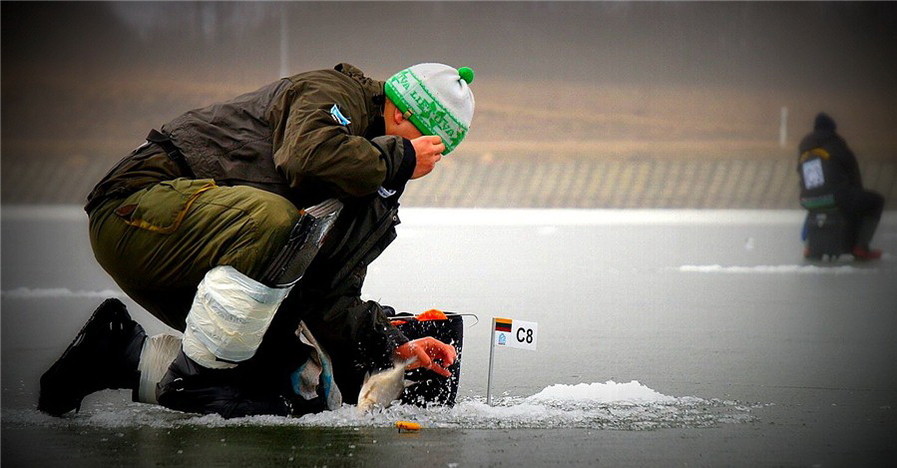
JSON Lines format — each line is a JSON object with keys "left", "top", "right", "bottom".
{"left": 157, "top": 351, "right": 293, "bottom": 418}
{"left": 38, "top": 298, "right": 146, "bottom": 416}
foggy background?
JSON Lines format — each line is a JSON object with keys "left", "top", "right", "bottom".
{"left": 3, "top": 1, "right": 897, "bottom": 207}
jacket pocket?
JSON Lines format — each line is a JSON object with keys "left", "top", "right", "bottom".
{"left": 115, "top": 178, "right": 217, "bottom": 234}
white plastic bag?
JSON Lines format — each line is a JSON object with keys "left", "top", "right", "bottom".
{"left": 183, "top": 266, "right": 290, "bottom": 367}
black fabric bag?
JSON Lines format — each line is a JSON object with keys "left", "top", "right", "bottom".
{"left": 804, "top": 209, "right": 854, "bottom": 258}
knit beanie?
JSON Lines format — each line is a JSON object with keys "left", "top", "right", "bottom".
{"left": 814, "top": 112, "right": 837, "bottom": 132}
{"left": 385, "top": 63, "right": 475, "bottom": 155}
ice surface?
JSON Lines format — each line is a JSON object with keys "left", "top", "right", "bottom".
{"left": 397, "top": 208, "right": 804, "bottom": 226}
{"left": 677, "top": 264, "right": 880, "bottom": 274}
{"left": 1, "top": 287, "right": 124, "bottom": 299}
{"left": 3, "top": 207, "right": 894, "bottom": 463}
{"left": 1, "top": 381, "right": 756, "bottom": 431}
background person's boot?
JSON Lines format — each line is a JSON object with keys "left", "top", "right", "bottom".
{"left": 852, "top": 245, "right": 882, "bottom": 260}
{"left": 853, "top": 213, "right": 882, "bottom": 260}
{"left": 38, "top": 298, "right": 146, "bottom": 416}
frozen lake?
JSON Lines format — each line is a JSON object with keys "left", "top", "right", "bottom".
{"left": 3, "top": 206, "right": 896, "bottom": 466}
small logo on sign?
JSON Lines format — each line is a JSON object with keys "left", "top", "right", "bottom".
{"left": 498, "top": 333, "right": 507, "bottom": 346}
{"left": 329, "top": 104, "right": 351, "bottom": 126}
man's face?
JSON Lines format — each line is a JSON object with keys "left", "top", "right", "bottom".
{"left": 384, "top": 100, "right": 424, "bottom": 140}
{"left": 392, "top": 121, "right": 423, "bottom": 140}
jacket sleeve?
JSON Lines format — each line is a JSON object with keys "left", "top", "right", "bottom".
{"left": 323, "top": 294, "right": 409, "bottom": 370}
{"left": 841, "top": 143, "right": 863, "bottom": 189}
{"left": 295, "top": 276, "right": 410, "bottom": 373}
{"left": 830, "top": 136, "right": 863, "bottom": 189}
{"left": 289, "top": 214, "right": 409, "bottom": 373}
{"left": 249, "top": 272, "right": 407, "bottom": 384}
{"left": 270, "top": 76, "right": 415, "bottom": 198}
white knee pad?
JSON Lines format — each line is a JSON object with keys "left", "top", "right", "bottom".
{"left": 136, "top": 333, "right": 182, "bottom": 404}
{"left": 183, "top": 265, "right": 291, "bottom": 369}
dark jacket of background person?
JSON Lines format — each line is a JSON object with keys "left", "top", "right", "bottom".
{"left": 796, "top": 113, "right": 884, "bottom": 254}
{"left": 797, "top": 114, "right": 863, "bottom": 208}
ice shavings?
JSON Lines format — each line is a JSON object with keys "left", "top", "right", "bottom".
{"left": 2, "top": 381, "right": 757, "bottom": 431}
{"left": 0, "top": 287, "right": 123, "bottom": 299}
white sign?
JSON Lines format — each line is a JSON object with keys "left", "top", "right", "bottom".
{"left": 802, "top": 158, "right": 825, "bottom": 190}
{"left": 494, "top": 319, "right": 538, "bottom": 351}
{"left": 488, "top": 317, "right": 540, "bottom": 406}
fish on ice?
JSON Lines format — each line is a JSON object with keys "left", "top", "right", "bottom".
{"left": 357, "top": 360, "right": 415, "bottom": 413}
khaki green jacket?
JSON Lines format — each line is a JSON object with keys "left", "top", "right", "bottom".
{"left": 87, "top": 63, "right": 415, "bottom": 210}
{"left": 86, "top": 64, "right": 417, "bottom": 377}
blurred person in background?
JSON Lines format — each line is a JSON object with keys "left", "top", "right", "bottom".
{"left": 38, "top": 63, "right": 475, "bottom": 418}
{"left": 797, "top": 112, "right": 884, "bottom": 260}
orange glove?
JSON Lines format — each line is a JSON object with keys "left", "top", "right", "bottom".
{"left": 394, "top": 337, "right": 457, "bottom": 378}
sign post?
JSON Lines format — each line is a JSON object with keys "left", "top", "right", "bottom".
{"left": 486, "top": 317, "right": 539, "bottom": 406}
{"left": 486, "top": 319, "right": 499, "bottom": 407}
{"left": 779, "top": 106, "right": 788, "bottom": 148}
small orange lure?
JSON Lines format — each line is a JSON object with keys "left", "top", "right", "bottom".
{"left": 395, "top": 421, "right": 422, "bottom": 432}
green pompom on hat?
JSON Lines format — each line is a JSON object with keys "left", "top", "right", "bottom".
{"left": 458, "top": 67, "right": 475, "bottom": 84}
{"left": 385, "top": 63, "right": 476, "bottom": 155}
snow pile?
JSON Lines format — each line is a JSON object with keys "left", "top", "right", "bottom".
{"left": 527, "top": 380, "right": 678, "bottom": 405}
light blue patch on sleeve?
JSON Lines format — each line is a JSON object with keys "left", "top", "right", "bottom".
{"left": 329, "top": 104, "right": 351, "bottom": 126}
{"left": 378, "top": 186, "right": 397, "bottom": 198}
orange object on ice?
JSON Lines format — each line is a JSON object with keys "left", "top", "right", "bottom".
{"left": 395, "top": 421, "right": 422, "bottom": 432}
{"left": 415, "top": 309, "right": 448, "bottom": 321}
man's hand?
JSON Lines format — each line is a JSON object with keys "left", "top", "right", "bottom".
{"left": 410, "top": 136, "right": 445, "bottom": 179}
{"left": 394, "top": 337, "right": 457, "bottom": 378}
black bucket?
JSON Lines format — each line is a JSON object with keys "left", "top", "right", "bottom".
{"left": 391, "top": 311, "right": 464, "bottom": 407}
{"left": 805, "top": 209, "right": 853, "bottom": 259}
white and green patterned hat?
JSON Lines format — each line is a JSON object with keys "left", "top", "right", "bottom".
{"left": 385, "top": 63, "right": 475, "bottom": 155}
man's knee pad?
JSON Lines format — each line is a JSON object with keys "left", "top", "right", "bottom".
{"left": 183, "top": 265, "right": 291, "bottom": 369}
{"left": 260, "top": 198, "right": 343, "bottom": 288}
